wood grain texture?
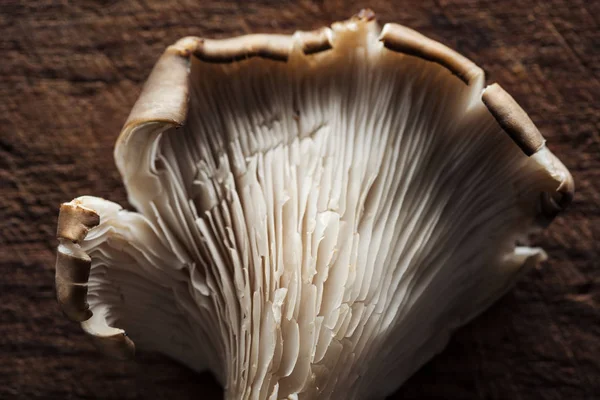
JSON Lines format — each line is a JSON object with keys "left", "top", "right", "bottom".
{"left": 1, "top": 0, "right": 598, "bottom": 399}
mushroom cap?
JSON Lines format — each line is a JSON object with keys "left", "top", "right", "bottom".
{"left": 55, "top": 11, "right": 573, "bottom": 400}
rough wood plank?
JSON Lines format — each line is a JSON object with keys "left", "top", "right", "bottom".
{"left": 1, "top": 1, "right": 598, "bottom": 399}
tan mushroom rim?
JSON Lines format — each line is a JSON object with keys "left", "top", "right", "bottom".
{"left": 55, "top": 10, "right": 573, "bottom": 359}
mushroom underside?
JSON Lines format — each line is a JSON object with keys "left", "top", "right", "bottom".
{"left": 56, "top": 16, "right": 572, "bottom": 400}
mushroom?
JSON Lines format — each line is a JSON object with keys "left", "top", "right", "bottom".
{"left": 55, "top": 11, "right": 573, "bottom": 400}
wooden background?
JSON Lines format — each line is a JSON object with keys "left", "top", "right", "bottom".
{"left": 1, "top": 0, "right": 599, "bottom": 398}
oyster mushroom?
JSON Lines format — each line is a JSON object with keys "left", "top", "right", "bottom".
{"left": 55, "top": 11, "right": 573, "bottom": 400}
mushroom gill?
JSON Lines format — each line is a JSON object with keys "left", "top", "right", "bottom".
{"left": 55, "top": 11, "right": 573, "bottom": 400}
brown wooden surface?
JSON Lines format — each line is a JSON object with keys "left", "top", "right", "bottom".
{"left": 1, "top": 1, "right": 599, "bottom": 399}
